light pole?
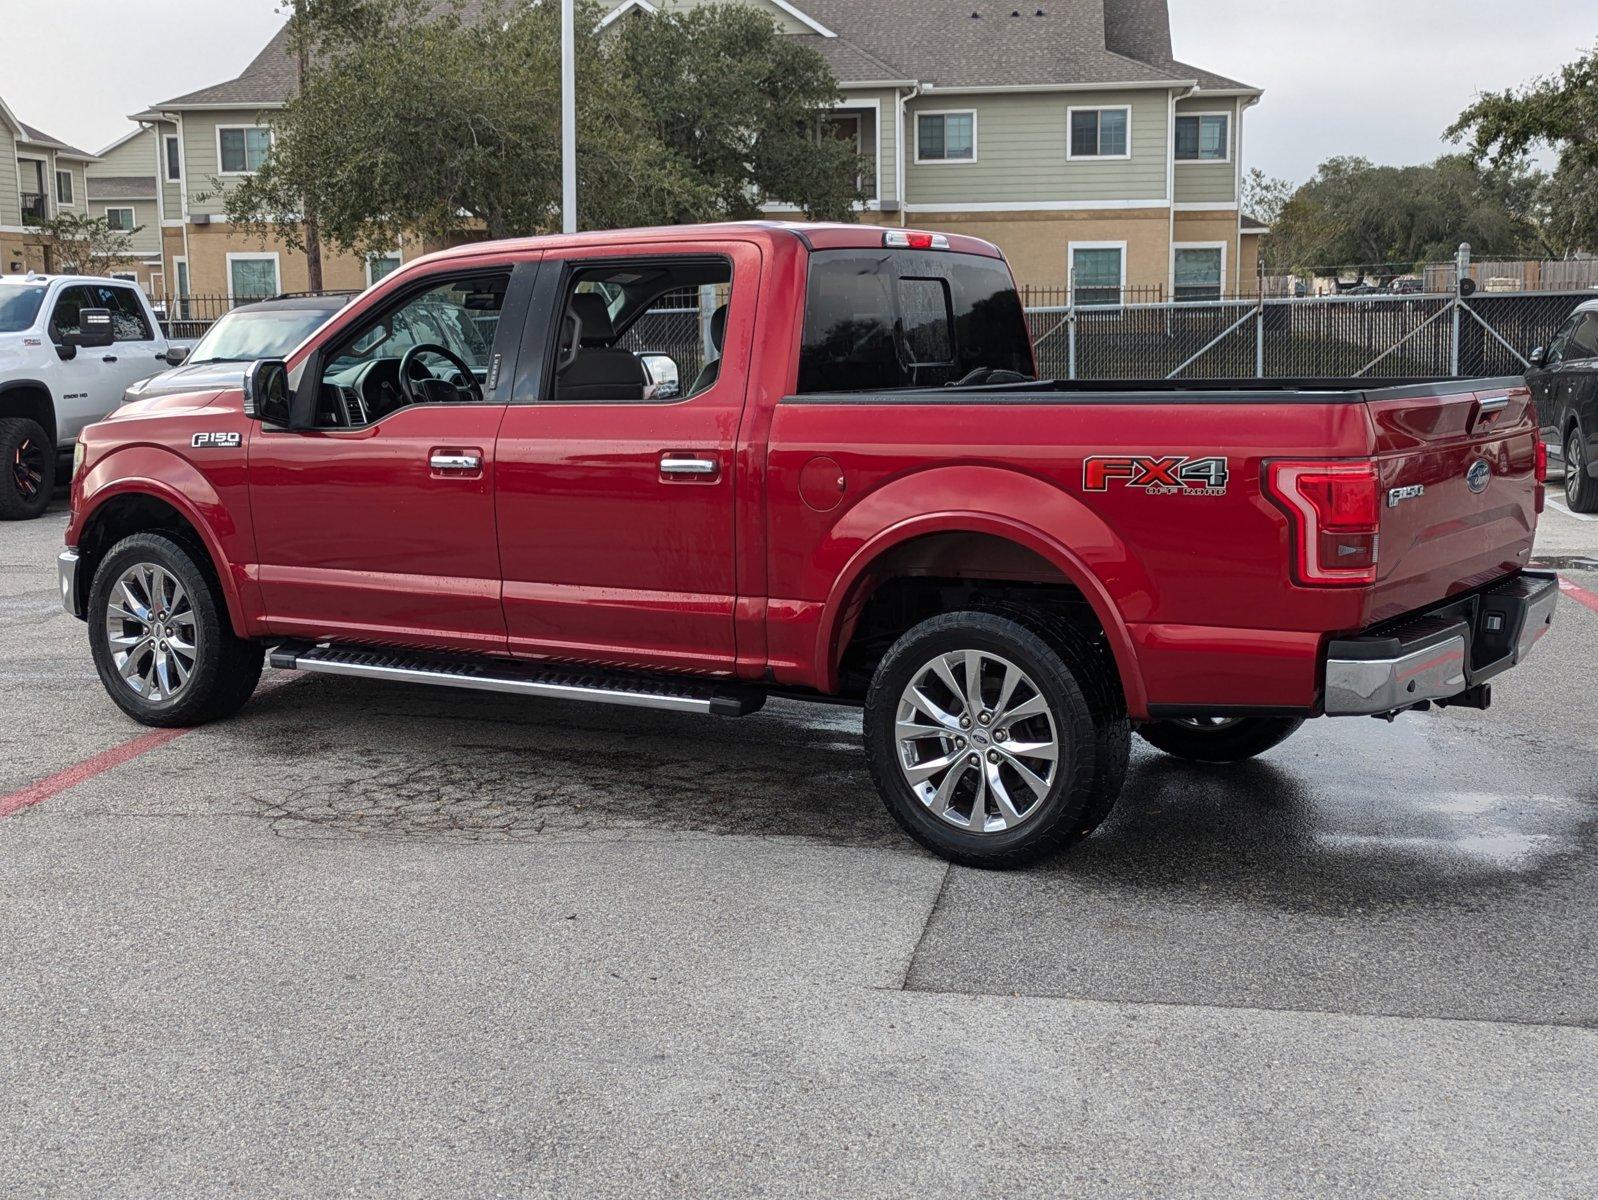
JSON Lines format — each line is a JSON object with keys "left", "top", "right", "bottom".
{"left": 561, "top": 0, "right": 577, "bottom": 234}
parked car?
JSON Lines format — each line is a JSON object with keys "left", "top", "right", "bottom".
{"left": 122, "top": 294, "right": 352, "bottom": 406}
{"left": 0, "top": 273, "right": 191, "bottom": 519}
{"left": 1389, "top": 278, "right": 1424, "bottom": 295}
{"left": 1527, "top": 298, "right": 1598, "bottom": 511}
{"left": 60, "top": 223, "right": 1557, "bottom": 868}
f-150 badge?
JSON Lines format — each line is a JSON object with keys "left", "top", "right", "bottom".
{"left": 1083, "top": 455, "right": 1229, "bottom": 496}
{"left": 192, "top": 432, "right": 242, "bottom": 449}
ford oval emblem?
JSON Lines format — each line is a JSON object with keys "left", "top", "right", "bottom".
{"left": 1466, "top": 459, "right": 1492, "bottom": 494}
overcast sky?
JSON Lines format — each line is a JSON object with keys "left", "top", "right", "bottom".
{"left": 5, "top": 0, "right": 1592, "bottom": 182}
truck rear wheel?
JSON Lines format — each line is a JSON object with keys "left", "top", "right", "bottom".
{"left": 1137, "top": 716, "right": 1304, "bottom": 763}
{"left": 1566, "top": 430, "right": 1598, "bottom": 513}
{"left": 87, "top": 532, "right": 264, "bottom": 728}
{"left": 0, "top": 417, "right": 54, "bottom": 521}
{"left": 863, "top": 610, "right": 1130, "bottom": 869}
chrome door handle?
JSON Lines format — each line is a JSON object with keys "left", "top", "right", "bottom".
{"left": 430, "top": 452, "right": 481, "bottom": 471}
{"left": 660, "top": 456, "right": 718, "bottom": 476}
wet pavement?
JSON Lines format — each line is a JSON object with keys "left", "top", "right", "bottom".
{"left": 2, "top": 497, "right": 1595, "bottom": 1197}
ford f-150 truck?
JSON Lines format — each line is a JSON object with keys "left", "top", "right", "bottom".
{"left": 59, "top": 222, "right": 1559, "bottom": 867}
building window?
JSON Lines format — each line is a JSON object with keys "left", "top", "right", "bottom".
{"left": 228, "top": 253, "right": 280, "bottom": 300}
{"left": 1175, "top": 113, "right": 1230, "bottom": 162}
{"left": 1070, "top": 243, "right": 1125, "bottom": 307}
{"left": 164, "top": 134, "right": 182, "bottom": 181}
{"left": 916, "top": 111, "right": 976, "bottom": 162}
{"left": 55, "top": 169, "right": 74, "bottom": 205}
{"left": 1068, "top": 107, "right": 1130, "bottom": 159}
{"left": 366, "top": 253, "right": 403, "bottom": 286}
{"left": 218, "top": 126, "right": 273, "bottom": 174}
{"left": 1174, "top": 245, "right": 1225, "bottom": 301}
{"left": 105, "top": 207, "right": 136, "bottom": 232}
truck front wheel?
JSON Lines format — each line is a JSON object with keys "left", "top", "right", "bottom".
{"left": 1137, "top": 716, "right": 1304, "bottom": 763}
{"left": 863, "top": 611, "right": 1129, "bottom": 869}
{"left": 87, "top": 532, "right": 264, "bottom": 728}
{"left": 0, "top": 417, "right": 55, "bottom": 521}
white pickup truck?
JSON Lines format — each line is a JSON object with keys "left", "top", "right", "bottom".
{"left": 0, "top": 273, "right": 190, "bottom": 519}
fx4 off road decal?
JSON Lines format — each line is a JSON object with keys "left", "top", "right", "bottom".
{"left": 1083, "top": 455, "right": 1230, "bottom": 497}
{"left": 192, "top": 432, "right": 242, "bottom": 449}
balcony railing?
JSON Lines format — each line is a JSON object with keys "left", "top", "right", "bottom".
{"left": 20, "top": 192, "right": 47, "bottom": 225}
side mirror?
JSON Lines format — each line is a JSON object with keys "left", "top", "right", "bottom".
{"left": 164, "top": 345, "right": 190, "bottom": 367}
{"left": 1529, "top": 346, "right": 1546, "bottom": 368}
{"left": 63, "top": 308, "right": 115, "bottom": 352}
{"left": 639, "top": 353, "right": 682, "bottom": 400}
{"left": 241, "top": 359, "right": 291, "bottom": 426}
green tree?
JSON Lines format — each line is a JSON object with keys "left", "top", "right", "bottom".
{"left": 1448, "top": 43, "right": 1598, "bottom": 254}
{"left": 1262, "top": 155, "right": 1543, "bottom": 277}
{"left": 39, "top": 212, "right": 143, "bottom": 276}
{"left": 223, "top": 0, "right": 859, "bottom": 257}
{"left": 612, "top": 3, "right": 863, "bottom": 220}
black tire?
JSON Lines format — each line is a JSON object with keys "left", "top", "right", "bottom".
{"left": 1137, "top": 716, "right": 1304, "bottom": 763}
{"left": 864, "top": 610, "right": 1130, "bottom": 869}
{"left": 0, "top": 417, "right": 55, "bottom": 521}
{"left": 87, "top": 531, "right": 264, "bottom": 728}
{"left": 1566, "top": 430, "right": 1598, "bottom": 513}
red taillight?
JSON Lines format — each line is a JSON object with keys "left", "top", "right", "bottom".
{"left": 1535, "top": 438, "right": 1549, "bottom": 483}
{"left": 1266, "top": 461, "right": 1381, "bottom": 586}
{"left": 884, "top": 229, "right": 949, "bottom": 250}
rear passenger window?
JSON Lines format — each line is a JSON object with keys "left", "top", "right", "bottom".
{"left": 798, "top": 249, "right": 1033, "bottom": 392}
{"left": 1567, "top": 314, "right": 1598, "bottom": 362}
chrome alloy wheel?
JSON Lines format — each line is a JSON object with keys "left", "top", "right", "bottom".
{"left": 103, "top": 563, "right": 198, "bottom": 702}
{"left": 1568, "top": 434, "right": 1584, "bottom": 507}
{"left": 895, "top": 650, "right": 1060, "bottom": 834}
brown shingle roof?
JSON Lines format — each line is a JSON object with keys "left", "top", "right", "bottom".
{"left": 150, "top": 0, "right": 1255, "bottom": 108}
{"left": 86, "top": 175, "right": 157, "bottom": 199}
{"left": 17, "top": 121, "right": 96, "bottom": 159}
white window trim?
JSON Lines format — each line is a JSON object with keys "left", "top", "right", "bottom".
{"left": 1066, "top": 105, "right": 1133, "bottom": 161}
{"left": 365, "top": 249, "right": 405, "bottom": 287}
{"left": 215, "top": 124, "right": 273, "bottom": 176}
{"left": 226, "top": 251, "right": 281, "bottom": 300}
{"left": 1174, "top": 110, "right": 1232, "bottom": 165}
{"left": 1171, "top": 241, "right": 1228, "bottom": 297}
{"left": 104, "top": 206, "right": 136, "bottom": 231}
{"left": 763, "top": 98, "right": 884, "bottom": 212}
{"left": 598, "top": 0, "right": 834, "bottom": 36}
{"left": 171, "top": 255, "right": 189, "bottom": 293}
{"left": 1068, "top": 239, "right": 1128, "bottom": 301}
{"left": 55, "top": 168, "right": 76, "bottom": 206}
{"left": 163, "top": 133, "right": 183, "bottom": 182}
{"left": 914, "top": 109, "right": 978, "bottom": 165}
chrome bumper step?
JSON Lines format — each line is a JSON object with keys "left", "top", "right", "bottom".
{"left": 268, "top": 642, "right": 766, "bottom": 717}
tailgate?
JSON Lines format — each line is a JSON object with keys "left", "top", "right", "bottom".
{"left": 1364, "top": 379, "right": 1539, "bottom": 623}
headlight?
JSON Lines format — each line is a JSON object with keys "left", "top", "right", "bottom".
{"left": 72, "top": 440, "right": 86, "bottom": 479}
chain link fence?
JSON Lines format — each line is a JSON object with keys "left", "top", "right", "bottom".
{"left": 1029, "top": 290, "right": 1591, "bottom": 381}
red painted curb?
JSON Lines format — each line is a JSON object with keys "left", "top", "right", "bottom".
{"left": 1558, "top": 576, "right": 1598, "bottom": 614}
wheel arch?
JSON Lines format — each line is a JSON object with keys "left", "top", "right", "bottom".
{"left": 74, "top": 468, "right": 249, "bottom": 638}
{"left": 816, "top": 501, "right": 1147, "bottom": 715}
{"left": 0, "top": 380, "right": 57, "bottom": 445}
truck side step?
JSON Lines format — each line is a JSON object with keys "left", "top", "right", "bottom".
{"left": 268, "top": 642, "right": 766, "bottom": 717}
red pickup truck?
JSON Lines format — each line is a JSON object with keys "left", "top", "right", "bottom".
{"left": 61, "top": 222, "right": 1558, "bottom": 867}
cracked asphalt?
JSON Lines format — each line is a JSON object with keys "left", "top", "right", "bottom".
{"left": 2, "top": 495, "right": 1596, "bottom": 1198}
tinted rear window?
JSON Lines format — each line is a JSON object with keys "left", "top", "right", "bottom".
{"left": 797, "top": 250, "right": 1033, "bottom": 392}
{"left": 0, "top": 285, "right": 47, "bottom": 333}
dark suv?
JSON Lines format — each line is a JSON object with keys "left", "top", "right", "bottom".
{"left": 1529, "top": 300, "right": 1598, "bottom": 512}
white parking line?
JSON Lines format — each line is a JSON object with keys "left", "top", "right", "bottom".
{"left": 1546, "top": 498, "right": 1598, "bottom": 522}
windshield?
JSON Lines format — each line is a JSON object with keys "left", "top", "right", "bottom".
{"left": 189, "top": 307, "right": 337, "bottom": 363}
{"left": 0, "top": 285, "right": 48, "bottom": 334}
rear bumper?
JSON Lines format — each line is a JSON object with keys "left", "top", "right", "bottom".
{"left": 1324, "top": 570, "right": 1558, "bottom": 715}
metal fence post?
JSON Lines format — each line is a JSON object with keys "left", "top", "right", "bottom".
{"left": 1451, "top": 242, "right": 1470, "bottom": 377}
{"left": 1066, "top": 292, "right": 1077, "bottom": 381}
{"left": 1255, "top": 297, "right": 1265, "bottom": 378}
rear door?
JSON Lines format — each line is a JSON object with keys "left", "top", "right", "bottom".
{"left": 1364, "top": 379, "right": 1539, "bottom": 623}
{"left": 1555, "top": 313, "right": 1598, "bottom": 466}
{"left": 493, "top": 240, "right": 758, "bottom": 674}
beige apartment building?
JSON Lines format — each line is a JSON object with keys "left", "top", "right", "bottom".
{"left": 0, "top": 96, "right": 99, "bottom": 275}
{"left": 98, "top": 0, "right": 1261, "bottom": 307}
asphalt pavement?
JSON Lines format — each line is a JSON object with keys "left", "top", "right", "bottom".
{"left": 2, "top": 495, "right": 1595, "bottom": 1198}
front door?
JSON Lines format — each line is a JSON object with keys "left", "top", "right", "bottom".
{"left": 494, "top": 242, "right": 757, "bottom": 674}
{"left": 247, "top": 261, "right": 527, "bottom": 654}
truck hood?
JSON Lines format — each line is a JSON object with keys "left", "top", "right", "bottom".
{"left": 124, "top": 359, "right": 250, "bottom": 402}
{"left": 111, "top": 388, "right": 231, "bottom": 420}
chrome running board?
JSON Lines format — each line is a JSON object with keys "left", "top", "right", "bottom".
{"left": 269, "top": 642, "right": 765, "bottom": 717}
